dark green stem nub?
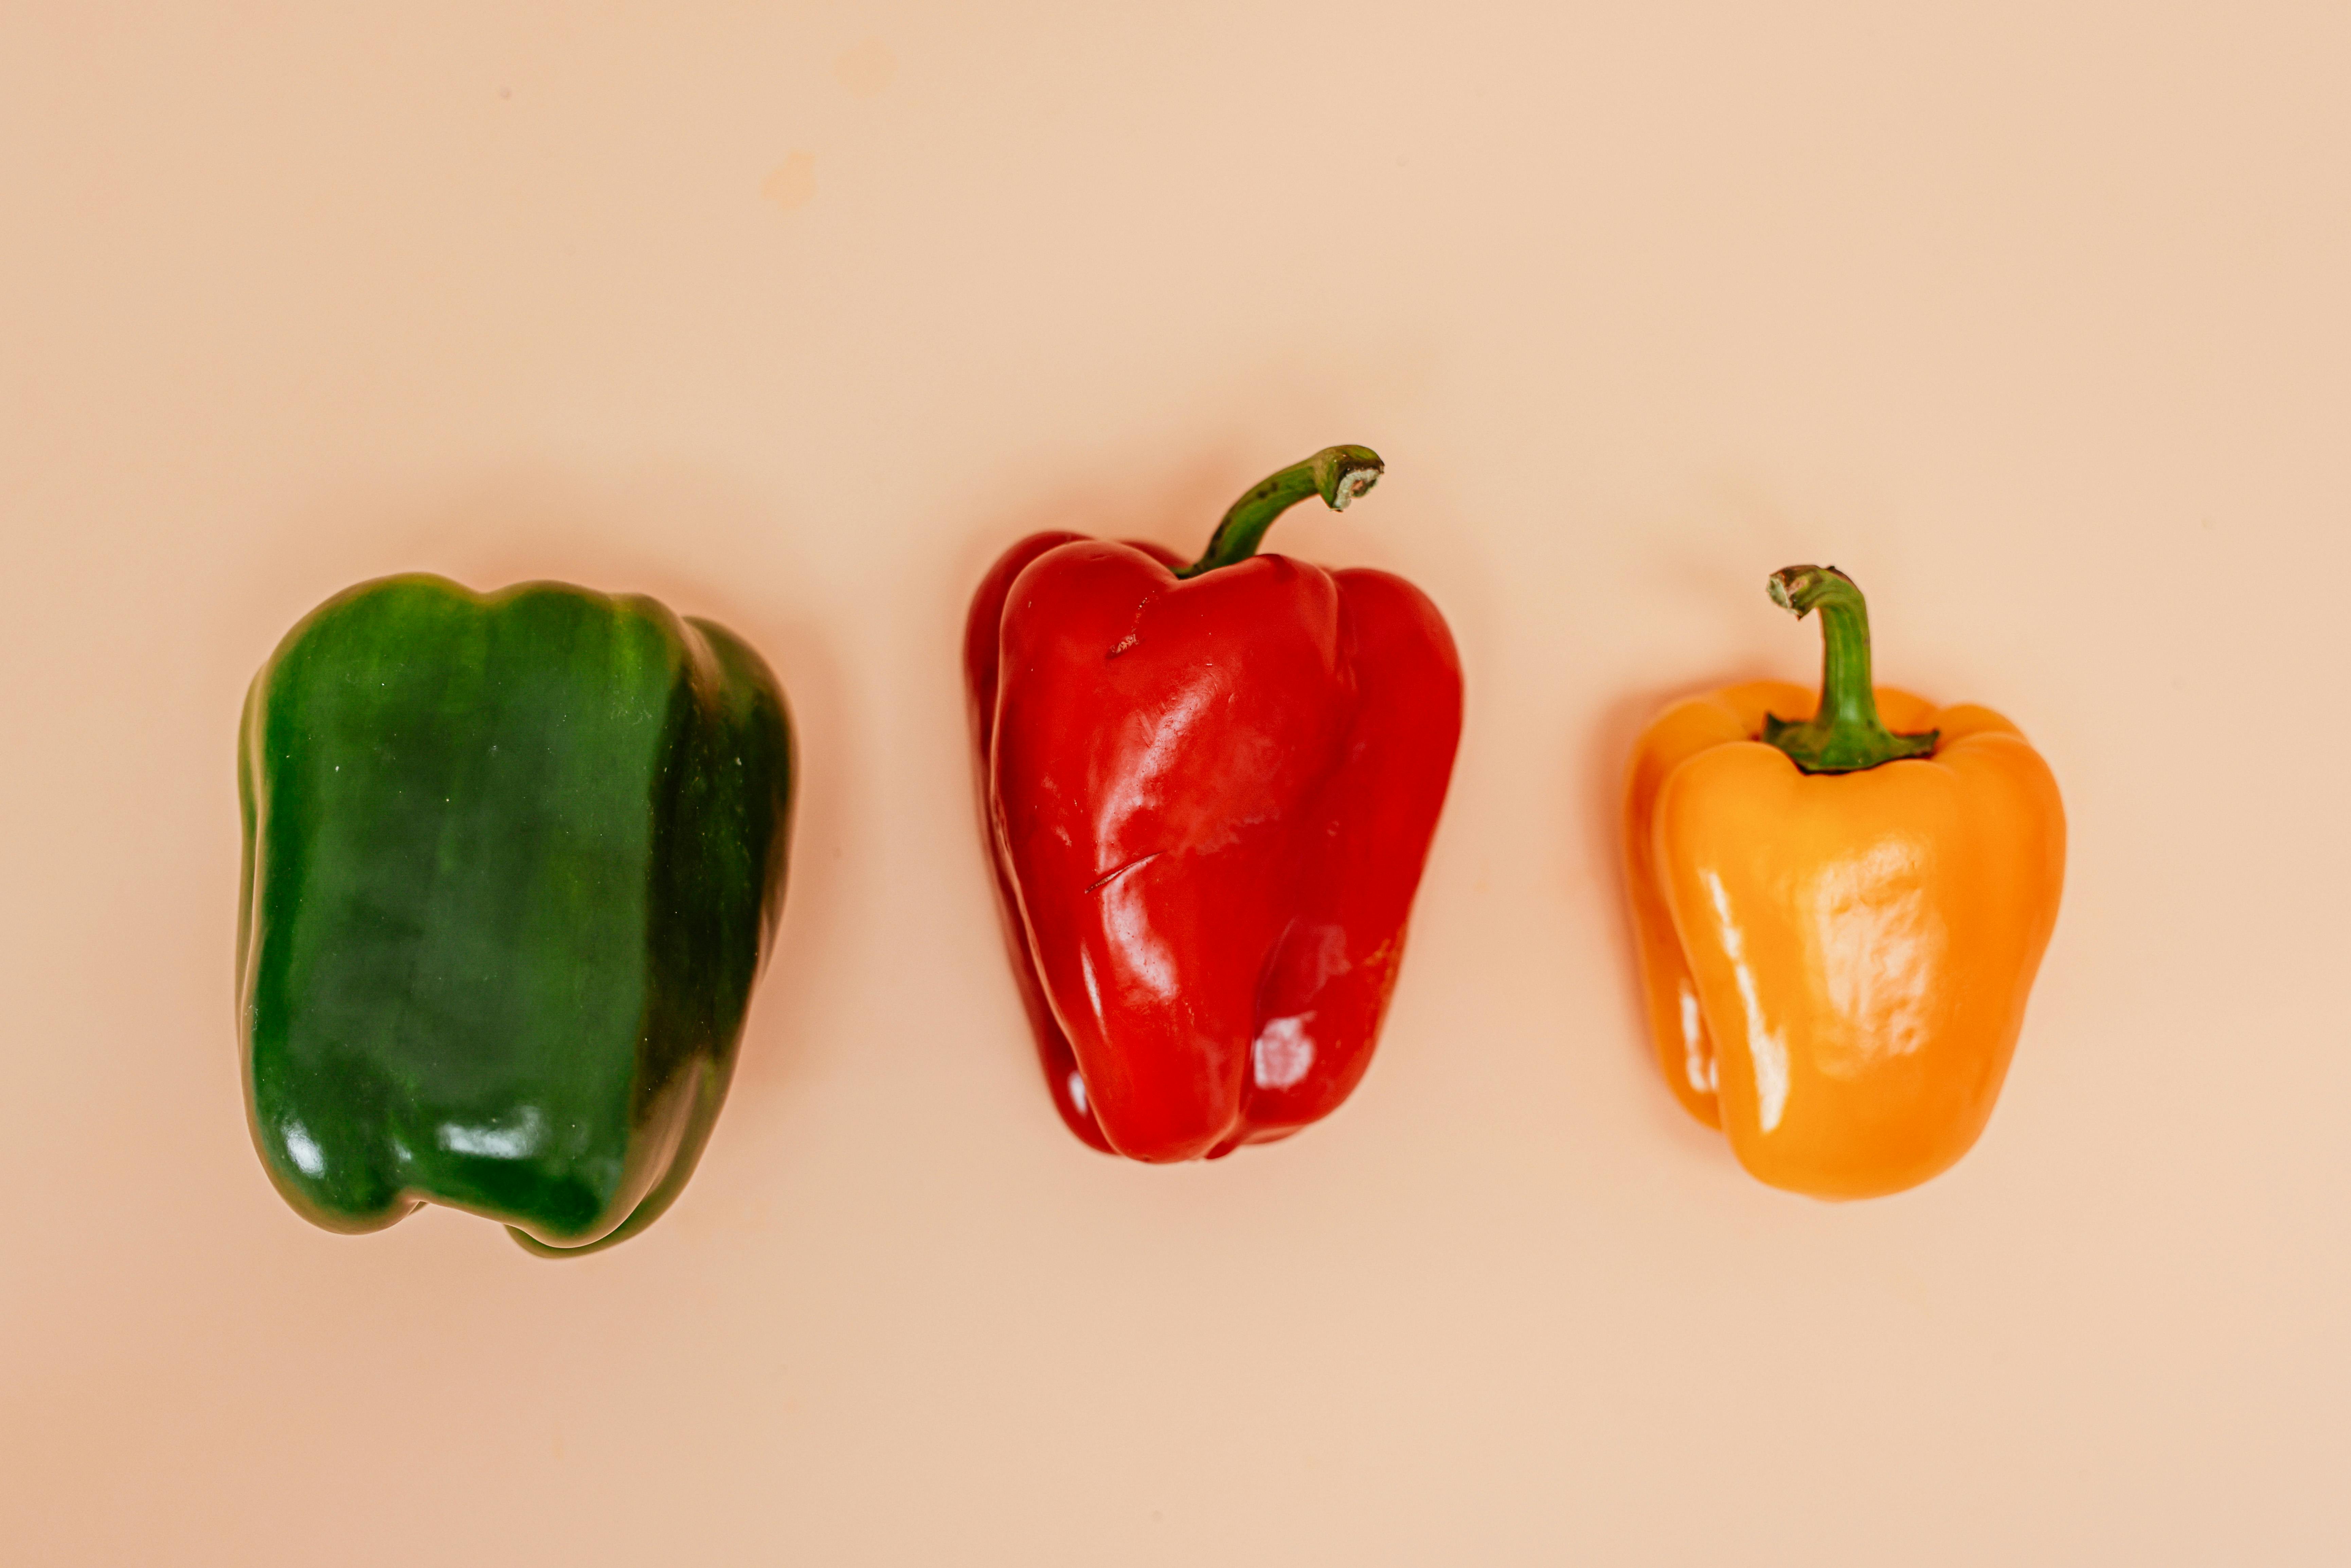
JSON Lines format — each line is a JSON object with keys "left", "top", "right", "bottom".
{"left": 1176, "top": 445, "right": 1384, "bottom": 578}
{"left": 1759, "top": 565, "right": 1939, "bottom": 774}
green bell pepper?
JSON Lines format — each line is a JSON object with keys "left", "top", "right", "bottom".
{"left": 236, "top": 575, "right": 793, "bottom": 1255}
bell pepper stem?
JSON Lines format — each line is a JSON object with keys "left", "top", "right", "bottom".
{"left": 1176, "top": 445, "right": 1384, "bottom": 578}
{"left": 1760, "top": 564, "right": 1939, "bottom": 773}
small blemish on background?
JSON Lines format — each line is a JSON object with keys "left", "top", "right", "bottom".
{"left": 831, "top": 39, "right": 895, "bottom": 98}
{"left": 761, "top": 151, "right": 816, "bottom": 212}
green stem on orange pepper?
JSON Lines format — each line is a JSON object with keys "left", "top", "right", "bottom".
{"left": 1761, "top": 564, "right": 1939, "bottom": 773}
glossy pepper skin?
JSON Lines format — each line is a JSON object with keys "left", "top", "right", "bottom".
{"left": 1623, "top": 566, "right": 2064, "bottom": 1199}
{"left": 238, "top": 575, "right": 793, "bottom": 1253}
{"left": 966, "top": 447, "right": 1462, "bottom": 1163}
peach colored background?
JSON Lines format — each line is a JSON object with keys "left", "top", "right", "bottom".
{"left": 4, "top": 3, "right": 2346, "bottom": 1562}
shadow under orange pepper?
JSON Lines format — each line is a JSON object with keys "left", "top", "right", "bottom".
{"left": 1622, "top": 566, "right": 2065, "bottom": 1199}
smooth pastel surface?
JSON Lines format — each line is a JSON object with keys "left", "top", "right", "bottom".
{"left": 4, "top": 3, "right": 2348, "bottom": 1564}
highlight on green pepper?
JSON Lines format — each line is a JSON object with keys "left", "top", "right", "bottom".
{"left": 236, "top": 575, "right": 794, "bottom": 1255}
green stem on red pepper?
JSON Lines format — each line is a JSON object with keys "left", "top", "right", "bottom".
{"left": 1176, "top": 445, "right": 1384, "bottom": 578}
{"left": 1761, "top": 564, "right": 1939, "bottom": 773}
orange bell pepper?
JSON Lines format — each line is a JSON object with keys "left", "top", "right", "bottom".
{"left": 1621, "top": 566, "right": 2065, "bottom": 1198}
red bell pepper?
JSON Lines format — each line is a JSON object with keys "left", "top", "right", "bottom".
{"left": 964, "top": 446, "right": 1462, "bottom": 1162}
